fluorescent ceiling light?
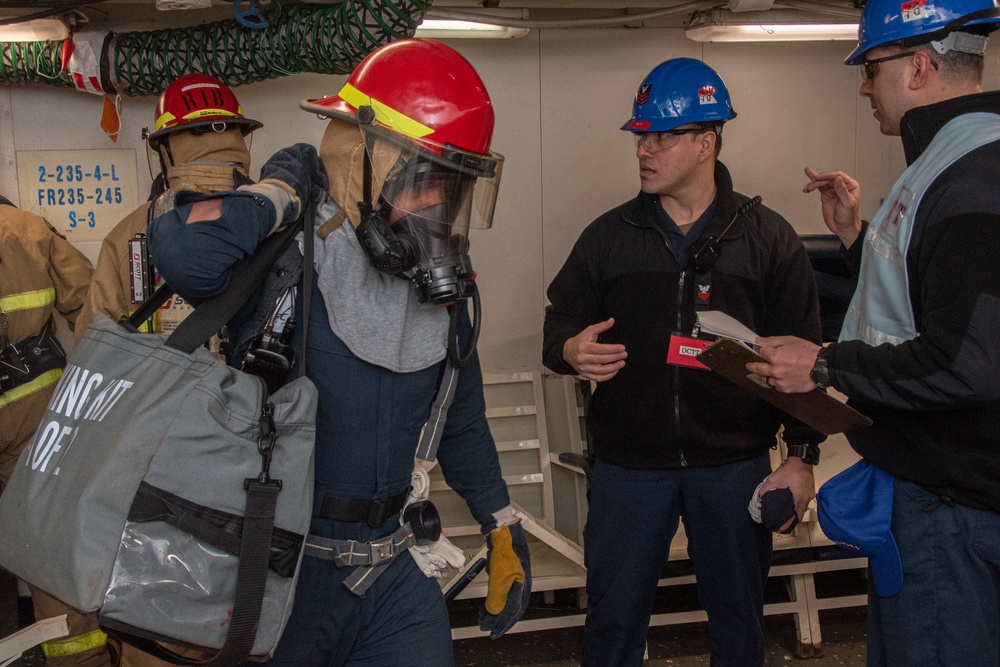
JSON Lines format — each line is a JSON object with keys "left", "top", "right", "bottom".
{"left": 416, "top": 19, "right": 529, "bottom": 39}
{"left": 0, "top": 18, "right": 69, "bottom": 42}
{"left": 686, "top": 22, "right": 858, "bottom": 42}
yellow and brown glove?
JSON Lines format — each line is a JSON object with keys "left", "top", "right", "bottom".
{"left": 479, "top": 519, "right": 532, "bottom": 639}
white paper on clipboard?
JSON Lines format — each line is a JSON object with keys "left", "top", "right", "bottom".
{"left": 696, "top": 311, "right": 759, "bottom": 347}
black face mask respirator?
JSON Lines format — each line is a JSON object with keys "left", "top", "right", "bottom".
{"left": 355, "top": 204, "right": 475, "bottom": 305}
{"left": 356, "top": 201, "right": 482, "bottom": 368}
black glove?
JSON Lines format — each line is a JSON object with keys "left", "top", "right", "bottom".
{"left": 761, "top": 487, "right": 799, "bottom": 534}
{"left": 258, "top": 143, "right": 329, "bottom": 205}
{"left": 478, "top": 521, "right": 532, "bottom": 639}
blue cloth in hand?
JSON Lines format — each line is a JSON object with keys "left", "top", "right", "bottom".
{"left": 148, "top": 192, "right": 275, "bottom": 302}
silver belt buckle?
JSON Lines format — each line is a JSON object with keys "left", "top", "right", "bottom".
{"left": 369, "top": 536, "right": 394, "bottom": 565}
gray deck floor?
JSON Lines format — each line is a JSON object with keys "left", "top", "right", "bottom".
{"left": 2, "top": 569, "right": 868, "bottom": 666}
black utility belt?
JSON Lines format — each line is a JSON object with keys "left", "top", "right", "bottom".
{"left": 1, "top": 317, "right": 67, "bottom": 394}
{"left": 315, "top": 489, "right": 442, "bottom": 543}
{"left": 315, "top": 489, "right": 410, "bottom": 527}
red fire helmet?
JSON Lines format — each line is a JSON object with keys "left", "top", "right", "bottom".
{"left": 147, "top": 73, "right": 262, "bottom": 146}
{"left": 302, "top": 39, "right": 504, "bottom": 230}
{"left": 301, "top": 39, "right": 497, "bottom": 166}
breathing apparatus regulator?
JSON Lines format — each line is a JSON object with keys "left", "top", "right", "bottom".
{"left": 300, "top": 38, "right": 505, "bottom": 368}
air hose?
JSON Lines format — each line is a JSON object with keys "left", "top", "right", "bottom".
{"left": 447, "top": 288, "right": 482, "bottom": 368}
{"left": 0, "top": 0, "right": 430, "bottom": 94}
{"left": 0, "top": 39, "right": 64, "bottom": 86}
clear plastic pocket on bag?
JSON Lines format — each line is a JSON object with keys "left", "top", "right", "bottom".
{"left": 101, "top": 482, "right": 304, "bottom": 655}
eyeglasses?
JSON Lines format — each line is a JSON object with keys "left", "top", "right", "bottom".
{"left": 634, "top": 128, "right": 709, "bottom": 153}
{"left": 860, "top": 51, "right": 917, "bottom": 82}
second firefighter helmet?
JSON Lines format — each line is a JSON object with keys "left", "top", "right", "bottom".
{"left": 845, "top": 0, "right": 1000, "bottom": 64}
{"left": 146, "top": 73, "right": 262, "bottom": 147}
{"left": 621, "top": 57, "right": 736, "bottom": 133}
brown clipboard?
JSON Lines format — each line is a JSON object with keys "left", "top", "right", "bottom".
{"left": 697, "top": 338, "right": 872, "bottom": 436}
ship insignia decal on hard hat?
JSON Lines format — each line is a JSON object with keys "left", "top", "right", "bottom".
{"left": 636, "top": 83, "right": 652, "bottom": 106}
{"left": 901, "top": 0, "right": 932, "bottom": 22}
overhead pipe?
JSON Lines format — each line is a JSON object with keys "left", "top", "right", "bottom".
{"left": 0, "top": 0, "right": 429, "bottom": 94}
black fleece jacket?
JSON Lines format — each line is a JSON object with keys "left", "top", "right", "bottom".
{"left": 543, "top": 162, "right": 824, "bottom": 470}
{"left": 827, "top": 91, "right": 1000, "bottom": 513}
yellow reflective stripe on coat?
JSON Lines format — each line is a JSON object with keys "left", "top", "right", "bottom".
{"left": 41, "top": 628, "right": 108, "bottom": 657}
{"left": 0, "top": 369, "right": 62, "bottom": 409}
{"left": 0, "top": 287, "right": 56, "bottom": 313}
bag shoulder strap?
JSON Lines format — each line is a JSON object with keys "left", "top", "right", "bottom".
{"left": 165, "top": 219, "right": 304, "bottom": 354}
{"left": 124, "top": 219, "right": 303, "bottom": 354}
{"left": 300, "top": 202, "right": 314, "bottom": 376}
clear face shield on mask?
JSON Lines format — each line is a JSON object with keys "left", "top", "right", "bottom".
{"left": 356, "top": 127, "right": 504, "bottom": 306}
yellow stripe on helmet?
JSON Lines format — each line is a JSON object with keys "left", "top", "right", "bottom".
{"left": 181, "top": 109, "right": 240, "bottom": 121}
{"left": 337, "top": 83, "right": 434, "bottom": 140}
{"left": 155, "top": 108, "right": 240, "bottom": 132}
{"left": 153, "top": 111, "right": 178, "bottom": 132}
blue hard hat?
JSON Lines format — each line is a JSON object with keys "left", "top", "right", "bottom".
{"left": 621, "top": 58, "right": 736, "bottom": 133}
{"left": 845, "top": 0, "right": 1000, "bottom": 64}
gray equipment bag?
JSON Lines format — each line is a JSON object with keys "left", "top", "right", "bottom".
{"left": 0, "top": 221, "right": 316, "bottom": 664}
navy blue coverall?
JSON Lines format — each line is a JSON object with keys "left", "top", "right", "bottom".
{"left": 149, "top": 196, "right": 511, "bottom": 667}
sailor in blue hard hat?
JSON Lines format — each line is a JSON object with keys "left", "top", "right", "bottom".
{"left": 846, "top": 0, "right": 1000, "bottom": 65}
{"left": 621, "top": 57, "right": 737, "bottom": 133}
{"left": 621, "top": 58, "right": 740, "bottom": 217}
{"left": 747, "top": 0, "right": 1000, "bottom": 664}
{"left": 545, "top": 55, "right": 825, "bottom": 667}
{"left": 848, "top": 0, "right": 1000, "bottom": 134}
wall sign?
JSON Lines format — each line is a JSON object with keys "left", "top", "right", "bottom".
{"left": 16, "top": 149, "right": 138, "bottom": 242}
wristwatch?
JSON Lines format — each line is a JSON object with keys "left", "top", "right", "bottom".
{"left": 810, "top": 349, "right": 832, "bottom": 390}
{"left": 786, "top": 443, "right": 821, "bottom": 466}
